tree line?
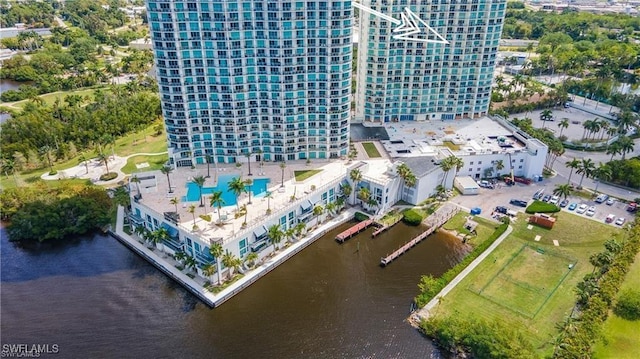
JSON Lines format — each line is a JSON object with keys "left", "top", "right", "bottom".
{"left": 0, "top": 85, "right": 161, "bottom": 173}
{"left": 0, "top": 0, "right": 56, "bottom": 28}
{"left": 1, "top": 182, "right": 112, "bottom": 242}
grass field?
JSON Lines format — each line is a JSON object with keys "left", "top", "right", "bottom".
{"left": 442, "top": 141, "right": 461, "bottom": 151}
{"left": 593, "top": 252, "right": 640, "bottom": 359}
{"left": 2, "top": 88, "right": 104, "bottom": 109}
{"left": 362, "top": 142, "right": 381, "bottom": 158}
{"left": 294, "top": 169, "right": 322, "bottom": 181}
{"left": 442, "top": 211, "right": 496, "bottom": 244}
{"left": 432, "top": 212, "right": 621, "bottom": 357}
{"left": 471, "top": 245, "right": 574, "bottom": 318}
{"left": 121, "top": 153, "right": 169, "bottom": 174}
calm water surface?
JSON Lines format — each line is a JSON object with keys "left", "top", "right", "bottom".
{"left": 1, "top": 222, "right": 467, "bottom": 358}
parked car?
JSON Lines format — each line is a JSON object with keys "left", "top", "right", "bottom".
{"left": 549, "top": 196, "right": 560, "bottom": 205}
{"left": 533, "top": 189, "right": 544, "bottom": 200}
{"left": 559, "top": 199, "right": 569, "bottom": 208}
{"left": 478, "top": 180, "right": 494, "bottom": 189}
{"left": 595, "top": 194, "right": 609, "bottom": 204}
{"left": 605, "top": 214, "right": 615, "bottom": 223}
{"left": 586, "top": 206, "right": 596, "bottom": 217}
{"left": 510, "top": 199, "right": 528, "bottom": 207}
{"left": 606, "top": 198, "right": 616, "bottom": 206}
{"left": 576, "top": 204, "right": 588, "bottom": 214}
{"left": 568, "top": 203, "right": 577, "bottom": 211}
{"left": 615, "top": 217, "right": 626, "bottom": 226}
{"left": 542, "top": 195, "right": 551, "bottom": 202}
{"left": 628, "top": 202, "right": 638, "bottom": 213}
{"left": 495, "top": 206, "right": 508, "bottom": 215}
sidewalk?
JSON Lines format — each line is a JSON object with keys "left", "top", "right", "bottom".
{"left": 409, "top": 225, "right": 514, "bottom": 325}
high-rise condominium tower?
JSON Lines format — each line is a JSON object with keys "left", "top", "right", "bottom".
{"left": 146, "top": 0, "right": 353, "bottom": 166}
{"left": 354, "top": 0, "right": 506, "bottom": 123}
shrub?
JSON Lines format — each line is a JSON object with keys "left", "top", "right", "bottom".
{"left": 199, "top": 214, "right": 211, "bottom": 222}
{"left": 525, "top": 200, "right": 560, "bottom": 214}
{"left": 48, "top": 170, "right": 58, "bottom": 176}
{"left": 354, "top": 211, "right": 370, "bottom": 222}
{"left": 99, "top": 172, "right": 118, "bottom": 181}
{"left": 614, "top": 289, "right": 640, "bottom": 321}
{"left": 402, "top": 209, "right": 424, "bottom": 226}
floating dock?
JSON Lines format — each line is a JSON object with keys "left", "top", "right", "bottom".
{"left": 336, "top": 219, "right": 374, "bottom": 243}
{"left": 381, "top": 206, "right": 460, "bottom": 266}
{"left": 371, "top": 216, "right": 403, "bottom": 238}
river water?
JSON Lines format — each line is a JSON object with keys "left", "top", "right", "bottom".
{"left": 1, "top": 221, "right": 468, "bottom": 358}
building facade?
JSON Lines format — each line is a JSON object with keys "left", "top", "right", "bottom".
{"left": 355, "top": 0, "right": 507, "bottom": 122}
{"left": 146, "top": 0, "right": 353, "bottom": 166}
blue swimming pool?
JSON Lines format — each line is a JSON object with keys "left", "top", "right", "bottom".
{"left": 183, "top": 175, "right": 270, "bottom": 205}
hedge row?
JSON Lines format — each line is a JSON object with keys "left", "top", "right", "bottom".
{"left": 402, "top": 209, "right": 424, "bottom": 226}
{"left": 525, "top": 200, "right": 561, "bottom": 214}
{"left": 415, "top": 222, "right": 509, "bottom": 307}
{"left": 354, "top": 212, "right": 370, "bottom": 222}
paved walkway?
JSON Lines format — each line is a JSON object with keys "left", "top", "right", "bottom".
{"left": 41, "top": 151, "right": 168, "bottom": 186}
{"left": 409, "top": 224, "right": 514, "bottom": 326}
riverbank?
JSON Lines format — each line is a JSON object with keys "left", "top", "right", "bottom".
{"left": 112, "top": 205, "right": 358, "bottom": 307}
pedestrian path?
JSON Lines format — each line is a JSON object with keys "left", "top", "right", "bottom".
{"left": 40, "top": 151, "right": 168, "bottom": 186}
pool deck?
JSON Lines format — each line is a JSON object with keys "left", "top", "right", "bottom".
{"left": 132, "top": 158, "right": 373, "bottom": 246}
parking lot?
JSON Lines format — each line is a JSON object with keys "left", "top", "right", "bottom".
{"left": 450, "top": 181, "right": 633, "bottom": 228}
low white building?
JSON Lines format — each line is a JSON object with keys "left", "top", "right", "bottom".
{"left": 454, "top": 176, "right": 480, "bottom": 195}
{"left": 400, "top": 156, "right": 453, "bottom": 205}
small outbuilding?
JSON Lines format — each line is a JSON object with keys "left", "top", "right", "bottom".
{"left": 528, "top": 213, "right": 556, "bottom": 229}
{"left": 454, "top": 176, "right": 480, "bottom": 195}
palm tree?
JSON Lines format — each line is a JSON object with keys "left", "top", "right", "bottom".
{"left": 244, "top": 252, "right": 259, "bottom": 269}
{"left": 279, "top": 162, "right": 286, "bottom": 187}
{"left": 238, "top": 204, "right": 248, "bottom": 225}
{"left": 228, "top": 176, "right": 247, "bottom": 210}
{"left": 222, "top": 250, "right": 241, "bottom": 280}
{"left": 439, "top": 156, "right": 454, "bottom": 186}
{"left": 97, "top": 151, "right": 110, "bottom": 174}
{"left": 268, "top": 223, "right": 284, "bottom": 251}
{"left": 495, "top": 159, "right": 505, "bottom": 177}
{"left": 576, "top": 158, "right": 595, "bottom": 189}
{"left": 245, "top": 178, "right": 253, "bottom": 204}
{"left": 357, "top": 186, "right": 371, "bottom": 206}
{"left": 592, "top": 163, "right": 612, "bottom": 194}
{"left": 366, "top": 197, "right": 379, "bottom": 212}
{"left": 540, "top": 109, "right": 553, "bottom": 128}
{"left": 170, "top": 197, "right": 179, "bottom": 213}
{"left": 313, "top": 205, "right": 324, "bottom": 227}
{"left": 449, "top": 156, "right": 464, "bottom": 178}
{"left": 265, "top": 191, "right": 272, "bottom": 212}
{"left": 130, "top": 175, "right": 142, "bottom": 198}
{"left": 78, "top": 153, "right": 90, "bottom": 174}
{"left": 349, "top": 169, "right": 363, "bottom": 204}
{"left": 245, "top": 151, "right": 253, "bottom": 176}
{"left": 192, "top": 175, "right": 206, "bottom": 207}
{"left": 285, "top": 227, "right": 296, "bottom": 244}
{"left": 154, "top": 227, "right": 169, "bottom": 253}
{"left": 205, "top": 155, "right": 213, "bottom": 178}
{"left": 203, "top": 264, "right": 217, "bottom": 283}
{"left": 161, "top": 165, "right": 174, "bottom": 193}
{"left": 616, "top": 135, "right": 635, "bottom": 160}
{"left": 565, "top": 158, "right": 580, "bottom": 185}
{"left": 294, "top": 222, "right": 306, "bottom": 238}
{"left": 209, "top": 242, "right": 224, "bottom": 284}
{"left": 325, "top": 201, "right": 337, "bottom": 217}
{"left": 558, "top": 118, "right": 569, "bottom": 138}
{"left": 598, "top": 120, "right": 609, "bottom": 140}
{"left": 340, "top": 183, "right": 352, "bottom": 205}
{"left": 188, "top": 204, "right": 197, "bottom": 229}
{"left": 209, "top": 191, "right": 225, "bottom": 222}
{"left": 134, "top": 225, "right": 149, "bottom": 242}
{"left": 396, "top": 163, "right": 416, "bottom": 201}
{"left": 552, "top": 184, "right": 572, "bottom": 201}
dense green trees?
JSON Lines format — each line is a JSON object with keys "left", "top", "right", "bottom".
{"left": 0, "top": 0, "right": 55, "bottom": 28}
{"left": 0, "top": 85, "right": 160, "bottom": 170}
{"left": 1, "top": 183, "right": 112, "bottom": 241}
{"left": 604, "top": 158, "right": 640, "bottom": 189}
{"left": 613, "top": 289, "right": 640, "bottom": 321}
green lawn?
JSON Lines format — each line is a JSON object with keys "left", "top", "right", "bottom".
{"left": 2, "top": 87, "right": 105, "bottom": 109}
{"left": 593, "top": 252, "right": 640, "bottom": 359}
{"left": 362, "top": 142, "right": 381, "bottom": 158}
{"left": 442, "top": 211, "right": 496, "bottom": 244}
{"left": 121, "top": 154, "right": 169, "bottom": 174}
{"left": 432, "top": 212, "right": 621, "bottom": 357}
{"left": 442, "top": 141, "right": 461, "bottom": 151}
{"left": 294, "top": 169, "right": 322, "bottom": 181}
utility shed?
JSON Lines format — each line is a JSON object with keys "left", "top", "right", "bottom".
{"left": 529, "top": 213, "right": 556, "bottom": 229}
{"left": 454, "top": 176, "right": 479, "bottom": 195}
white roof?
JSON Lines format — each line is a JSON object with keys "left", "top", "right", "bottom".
{"left": 455, "top": 176, "right": 479, "bottom": 189}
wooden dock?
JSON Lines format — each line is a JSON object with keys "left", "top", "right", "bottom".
{"left": 372, "top": 216, "right": 403, "bottom": 238}
{"left": 380, "top": 206, "right": 460, "bottom": 267}
{"left": 336, "top": 219, "right": 374, "bottom": 243}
